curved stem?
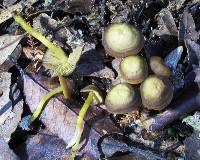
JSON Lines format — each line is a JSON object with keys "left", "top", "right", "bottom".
{"left": 71, "top": 92, "right": 94, "bottom": 158}
{"left": 13, "top": 16, "right": 66, "bottom": 58}
{"left": 30, "top": 86, "right": 62, "bottom": 123}
{"left": 58, "top": 76, "right": 70, "bottom": 99}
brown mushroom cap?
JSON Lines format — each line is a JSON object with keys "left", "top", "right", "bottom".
{"left": 140, "top": 75, "right": 174, "bottom": 111}
{"left": 120, "top": 55, "right": 148, "bottom": 84}
{"left": 102, "top": 23, "right": 144, "bottom": 58}
{"left": 105, "top": 83, "right": 141, "bottom": 114}
{"left": 150, "top": 56, "right": 171, "bottom": 77}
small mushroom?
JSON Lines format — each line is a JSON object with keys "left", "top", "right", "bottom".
{"left": 102, "top": 23, "right": 144, "bottom": 58}
{"left": 80, "top": 84, "right": 103, "bottom": 105}
{"left": 120, "top": 55, "right": 148, "bottom": 84}
{"left": 66, "top": 85, "right": 103, "bottom": 157}
{"left": 105, "top": 83, "right": 142, "bottom": 114}
{"left": 150, "top": 56, "right": 171, "bottom": 77}
{"left": 140, "top": 75, "right": 174, "bottom": 111}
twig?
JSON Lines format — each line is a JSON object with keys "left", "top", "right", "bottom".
{"left": 143, "top": 87, "right": 200, "bottom": 131}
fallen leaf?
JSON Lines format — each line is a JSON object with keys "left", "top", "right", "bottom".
{"left": 0, "top": 72, "right": 12, "bottom": 125}
{"left": 0, "top": 34, "right": 23, "bottom": 72}
{"left": 0, "top": 137, "right": 19, "bottom": 160}
{"left": 178, "top": 10, "right": 199, "bottom": 42}
{"left": 184, "top": 68, "right": 200, "bottom": 87}
{"left": 15, "top": 130, "right": 70, "bottom": 160}
{"left": 0, "top": 3, "right": 23, "bottom": 24}
{"left": 185, "top": 39, "right": 200, "bottom": 71}
{"left": 0, "top": 83, "right": 23, "bottom": 142}
{"left": 164, "top": 46, "right": 183, "bottom": 70}
{"left": 63, "top": 0, "right": 95, "bottom": 14}
{"left": 154, "top": 9, "right": 178, "bottom": 37}
{"left": 184, "top": 131, "right": 200, "bottom": 160}
{"left": 23, "top": 73, "right": 120, "bottom": 158}
{"left": 3, "top": 0, "right": 17, "bottom": 7}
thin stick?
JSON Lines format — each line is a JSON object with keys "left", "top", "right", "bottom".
{"left": 143, "top": 90, "right": 200, "bottom": 131}
{"left": 30, "top": 86, "right": 62, "bottom": 123}
{"left": 58, "top": 76, "right": 70, "bottom": 99}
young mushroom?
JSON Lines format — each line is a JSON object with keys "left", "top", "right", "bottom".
{"left": 150, "top": 56, "right": 171, "bottom": 77}
{"left": 140, "top": 75, "right": 174, "bottom": 111}
{"left": 66, "top": 85, "right": 103, "bottom": 158}
{"left": 14, "top": 16, "right": 83, "bottom": 124}
{"left": 143, "top": 87, "right": 200, "bottom": 131}
{"left": 120, "top": 55, "right": 148, "bottom": 84}
{"left": 102, "top": 23, "right": 144, "bottom": 58}
{"left": 105, "top": 83, "right": 142, "bottom": 114}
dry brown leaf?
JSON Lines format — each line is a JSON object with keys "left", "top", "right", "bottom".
{"left": 0, "top": 34, "right": 23, "bottom": 72}
{"left": 23, "top": 73, "right": 120, "bottom": 158}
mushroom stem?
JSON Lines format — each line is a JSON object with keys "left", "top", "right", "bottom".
{"left": 69, "top": 92, "right": 94, "bottom": 158}
{"left": 30, "top": 86, "right": 62, "bottom": 123}
{"left": 13, "top": 16, "right": 66, "bottom": 58}
{"left": 58, "top": 76, "right": 70, "bottom": 99}
{"left": 143, "top": 89, "right": 200, "bottom": 131}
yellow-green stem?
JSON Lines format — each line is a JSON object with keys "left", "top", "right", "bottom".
{"left": 58, "top": 76, "right": 70, "bottom": 99}
{"left": 30, "top": 86, "right": 62, "bottom": 123}
{"left": 71, "top": 92, "right": 94, "bottom": 158}
{"left": 13, "top": 16, "right": 66, "bottom": 58}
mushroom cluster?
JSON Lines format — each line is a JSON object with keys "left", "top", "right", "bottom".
{"left": 103, "top": 23, "right": 174, "bottom": 114}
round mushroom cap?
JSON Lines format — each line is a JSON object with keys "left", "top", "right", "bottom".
{"left": 150, "top": 56, "right": 171, "bottom": 77}
{"left": 103, "top": 23, "right": 144, "bottom": 58}
{"left": 120, "top": 55, "right": 148, "bottom": 84}
{"left": 105, "top": 83, "right": 141, "bottom": 114}
{"left": 140, "top": 75, "right": 174, "bottom": 111}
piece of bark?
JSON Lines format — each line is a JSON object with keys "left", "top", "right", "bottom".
{"left": 143, "top": 88, "right": 200, "bottom": 131}
{"left": 0, "top": 137, "right": 19, "bottom": 160}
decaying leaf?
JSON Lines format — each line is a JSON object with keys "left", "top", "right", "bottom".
{"left": 0, "top": 72, "right": 12, "bottom": 125}
{"left": 0, "top": 34, "right": 23, "bottom": 72}
{"left": 23, "top": 73, "right": 120, "bottom": 157}
{"left": 75, "top": 49, "right": 115, "bottom": 80}
{"left": 164, "top": 46, "right": 183, "bottom": 70}
{"left": 179, "top": 9, "right": 199, "bottom": 42}
{"left": 0, "top": 3, "right": 22, "bottom": 24}
{"left": 15, "top": 130, "right": 70, "bottom": 160}
{"left": 0, "top": 0, "right": 39, "bottom": 24}
{"left": 183, "top": 112, "right": 200, "bottom": 132}
{"left": 32, "top": 13, "right": 83, "bottom": 49}
{"left": 184, "top": 131, "right": 200, "bottom": 160}
{"left": 3, "top": 0, "right": 18, "bottom": 7}
{"left": 184, "top": 68, "right": 200, "bottom": 88}
{"left": 0, "top": 137, "right": 19, "bottom": 160}
{"left": 0, "top": 83, "right": 23, "bottom": 142}
{"left": 185, "top": 39, "right": 200, "bottom": 71}
{"left": 57, "top": 0, "right": 95, "bottom": 14}
{"left": 154, "top": 8, "right": 178, "bottom": 37}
